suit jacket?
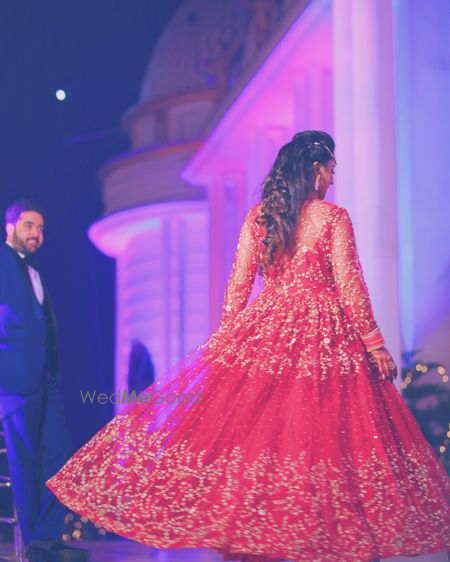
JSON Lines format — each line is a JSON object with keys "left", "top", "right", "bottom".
{"left": 0, "top": 243, "right": 60, "bottom": 394}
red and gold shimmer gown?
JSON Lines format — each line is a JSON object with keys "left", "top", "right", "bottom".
{"left": 46, "top": 200, "right": 449, "bottom": 562}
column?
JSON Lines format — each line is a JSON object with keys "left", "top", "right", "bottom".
{"left": 208, "top": 177, "right": 228, "bottom": 332}
{"left": 294, "top": 64, "right": 333, "bottom": 134}
{"left": 89, "top": 201, "right": 209, "bottom": 413}
{"left": 333, "top": 0, "right": 402, "bottom": 387}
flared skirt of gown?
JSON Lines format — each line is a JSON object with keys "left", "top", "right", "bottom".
{"left": 46, "top": 288, "right": 450, "bottom": 562}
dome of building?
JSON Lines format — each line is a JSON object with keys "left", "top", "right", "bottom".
{"left": 139, "top": 0, "right": 297, "bottom": 104}
{"left": 102, "top": 0, "right": 302, "bottom": 215}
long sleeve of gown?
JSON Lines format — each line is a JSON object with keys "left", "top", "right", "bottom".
{"left": 331, "top": 207, "right": 385, "bottom": 351}
{"left": 220, "top": 206, "right": 260, "bottom": 325}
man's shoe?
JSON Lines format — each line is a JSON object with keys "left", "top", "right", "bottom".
{"left": 25, "top": 545, "right": 47, "bottom": 562}
{"left": 25, "top": 541, "right": 90, "bottom": 562}
{"left": 45, "top": 541, "right": 90, "bottom": 562}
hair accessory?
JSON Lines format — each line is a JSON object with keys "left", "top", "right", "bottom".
{"left": 308, "top": 141, "right": 335, "bottom": 161}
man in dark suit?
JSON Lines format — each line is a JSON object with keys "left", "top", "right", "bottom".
{"left": 0, "top": 200, "right": 90, "bottom": 562}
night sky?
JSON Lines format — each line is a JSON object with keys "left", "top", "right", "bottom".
{"left": 0, "top": 0, "right": 183, "bottom": 447}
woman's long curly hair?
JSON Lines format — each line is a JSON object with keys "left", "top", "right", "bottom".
{"left": 255, "top": 130, "right": 336, "bottom": 275}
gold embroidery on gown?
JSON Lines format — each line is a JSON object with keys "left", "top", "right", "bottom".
{"left": 46, "top": 200, "right": 450, "bottom": 562}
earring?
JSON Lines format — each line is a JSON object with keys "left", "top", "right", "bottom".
{"left": 314, "top": 176, "right": 320, "bottom": 193}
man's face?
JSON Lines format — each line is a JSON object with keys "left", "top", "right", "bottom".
{"left": 6, "top": 211, "right": 45, "bottom": 255}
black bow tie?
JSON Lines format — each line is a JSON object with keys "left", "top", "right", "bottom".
{"left": 21, "top": 252, "right": 39, "bottom": 270}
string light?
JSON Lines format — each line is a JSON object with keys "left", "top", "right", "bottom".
{"left": 402, "top": 358, "right": 449, "bottom": 464}
{"left": 64, "top": 511, "right": 112, "bottom": 540}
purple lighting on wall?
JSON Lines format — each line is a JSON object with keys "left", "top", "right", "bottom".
{"left": 89, "top": 201, "right": 209, "bottom": 412}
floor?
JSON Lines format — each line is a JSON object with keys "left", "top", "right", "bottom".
{"left": 0, "top": 539, "right": 448, "bottom": 562}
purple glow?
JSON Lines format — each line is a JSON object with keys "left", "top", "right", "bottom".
{"left": 89, "top": 201, "right": 209, "bottom": 412}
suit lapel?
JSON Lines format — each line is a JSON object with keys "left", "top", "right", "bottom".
{"left": 2, "top": 243, "right": 45, "bottom": 307}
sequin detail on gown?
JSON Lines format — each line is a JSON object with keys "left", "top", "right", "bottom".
{"left": 46, "top": 200, "right": 450, "bottom": 562}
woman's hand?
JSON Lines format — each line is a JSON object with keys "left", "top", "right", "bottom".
{"left": 368, "top": 346, "right": 398, "bottom": 382}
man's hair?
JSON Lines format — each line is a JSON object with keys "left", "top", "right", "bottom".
{"left": 5, "top": 199, "right": 45, "bottom": 225}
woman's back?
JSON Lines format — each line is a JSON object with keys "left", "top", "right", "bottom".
{"left": 221, "top": 198, "right": 381, "bottom": 346}
{"left": 259, "top": 198, "right": 341, "bottom": 292}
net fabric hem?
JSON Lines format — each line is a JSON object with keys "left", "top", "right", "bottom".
{"left": 46, "top": 437, "right": 450, "bottom": 562}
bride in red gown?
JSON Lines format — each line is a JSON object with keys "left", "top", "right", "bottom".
{"left": 46, "top": 131, "right": 449, "bottom": 562}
